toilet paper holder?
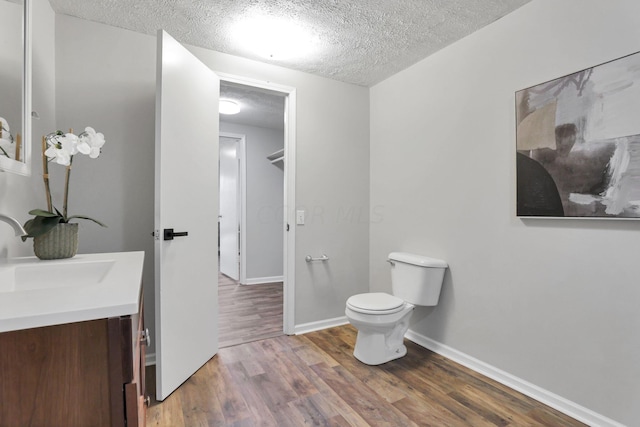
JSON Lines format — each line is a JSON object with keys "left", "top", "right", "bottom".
{"left": 305, "top": 254, "right": 329, "bottom": 262}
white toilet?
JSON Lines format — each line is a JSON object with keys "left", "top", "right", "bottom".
{"left": 345, "top": 252, "right": 448, "bottom": 365}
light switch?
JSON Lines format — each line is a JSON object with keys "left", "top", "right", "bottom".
{"left": 296, "top": 210, "right": 305, "bottom": 225}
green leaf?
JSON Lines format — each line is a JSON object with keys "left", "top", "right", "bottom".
{"left": 22, "top": 215, "right": 63, "bottom": 239}
{"left": 21, "top": 218, "right": 35, "bottom": 241}
{"left": 28, "top": 208, "right": 59, "bottom": 218}
{"left": 67, "top": 215, "right": 107, "bottom": 227}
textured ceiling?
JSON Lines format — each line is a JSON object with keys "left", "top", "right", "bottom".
{"left": 220, "top": 81, "right": 285, "bottom": 130}
{"left": 48, "top": 0, "right": 531, "bottom": 87}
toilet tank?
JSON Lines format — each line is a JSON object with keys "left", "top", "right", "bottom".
{"left": 389, "top": 252, "right": 448, "bottom": 306}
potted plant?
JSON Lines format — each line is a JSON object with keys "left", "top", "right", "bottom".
{"left": 22, "top": 127, "right": 107, "bottom": 259}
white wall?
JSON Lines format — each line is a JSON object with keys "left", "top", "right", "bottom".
{"left": 370, "top": 1, "right": 640, "bottom": 425}
{"left": 220, "top": 121, "right": 284, "bottom": 282}
{"left": 0, "top": 0, "right": 55, "bottom": 257}
{"left": 54, "top": 15, "right": 370, "bottom": 353}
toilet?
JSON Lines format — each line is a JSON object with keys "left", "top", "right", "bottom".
{"left": 345, "top": 252, "right": 448, "bottom": 365}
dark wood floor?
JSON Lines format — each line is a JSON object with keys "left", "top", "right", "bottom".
{"left": 218, "top": 272, "right": 284, "bottom": 348}
{"left": 147, "top": 325, "right": 585, "bottom": 426}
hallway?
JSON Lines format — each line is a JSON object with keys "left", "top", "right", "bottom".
{"left": 218, "top": 272, "right": 284, "bottom": 348}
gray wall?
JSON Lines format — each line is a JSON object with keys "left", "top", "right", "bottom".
{"left": 369, "top": 0, "right": 640, "bottom": 425}
{"left": 54, "top": 14, "right": 158, "bottom": 353}
{"left": 53, "top": 15, "right": 370, "bottom": 353}
{"left": 191, "top": 45, "right": 371, "bottom": 326}
{"left": 0, "top": 0, "right": 56, "bottom": 257}
{"left": 220, "top": 121, "right": 284, "bottom": 282}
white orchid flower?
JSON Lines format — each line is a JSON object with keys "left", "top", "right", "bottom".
{"left": 0, "top": 117, "right": 15, "bottom": 158}
{"left": 43, "top": 126, "right": 107, "bottom": 167}
{"left": 77, "top": 126, "right": 105, "bottom": 158}
{"left": 0, "top": 137, "right": 14, "bottom": 158}
{"left": 61, "top": 133, "right": 79, "bottom": 155}
{"left": 45, "top": 133, "right": 78, "bottom": 166}
{"left": 45, "top": 144, "right": 71, "bottom": 165}
{"left": 0, "top": 117, "right": 13, "bottom": 145}
{"left": 0, "top": 136, "right": 12, "bottom": 148}
{"left": 0, "top": 117, "right": 9, "bottom": 132}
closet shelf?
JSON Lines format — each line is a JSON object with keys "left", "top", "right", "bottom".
{"left": 267, "top": 148, "right": 284, "bottom": 164}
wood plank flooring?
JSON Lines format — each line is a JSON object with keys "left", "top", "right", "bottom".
{"left": 146, "top": 325, "right": 585, "bottom": 426}
{"left": 218, "top": 273, "right": 284, "bottom": 348}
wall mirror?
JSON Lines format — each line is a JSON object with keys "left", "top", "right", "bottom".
{"left": 0, "top": 0, "right": 31, "bottom": 176}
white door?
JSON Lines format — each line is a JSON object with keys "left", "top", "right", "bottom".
{"left": 219, "top": 136, "right": 240, "bottom": 280}
{"left": 154, "top": 30, "right": 220, "bottom": 401}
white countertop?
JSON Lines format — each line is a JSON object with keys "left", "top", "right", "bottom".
{"left": 0, "top": 251, "right": 144, "bottom": 333}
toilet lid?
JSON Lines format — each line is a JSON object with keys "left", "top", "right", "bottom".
{"left": 346, "top": 293, "right": 405, "bottom": 314}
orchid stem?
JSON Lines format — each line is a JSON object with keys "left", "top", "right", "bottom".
{"left": 42, "top": 136, "right": 53, "bottom": 212}
{"left": 63, "top": 129, "right": 74, "bottom": 220}
{"left": 63, "top": 158, "right": 73, "bottom": 219}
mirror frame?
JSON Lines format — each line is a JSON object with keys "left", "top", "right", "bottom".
{"left": 0, "top": 0, "right": 32, "bottom": 176}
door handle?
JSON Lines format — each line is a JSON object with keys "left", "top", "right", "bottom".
{"left": 164, "top": 228, "right": 189, "bottom": 240}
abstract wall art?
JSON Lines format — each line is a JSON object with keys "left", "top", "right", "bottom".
{"left": 516, "top": 51, "right": 640, "bottom": 218}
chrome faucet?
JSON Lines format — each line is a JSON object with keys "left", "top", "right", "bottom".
{"left": 0, "top": 214, "right": 27, "bottom": 236}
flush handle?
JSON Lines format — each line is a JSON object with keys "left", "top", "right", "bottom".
{"left": 164, "top": 228, "right": 188, "bottom": 240}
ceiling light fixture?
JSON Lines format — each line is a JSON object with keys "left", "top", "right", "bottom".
{"left": 219, "top": 99, "right": 241, "bottom": 115}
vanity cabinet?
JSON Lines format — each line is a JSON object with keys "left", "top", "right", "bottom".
{"left": 0, "top": 293, "right": 147, "bottom": 427}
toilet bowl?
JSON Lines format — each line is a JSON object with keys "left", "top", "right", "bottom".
{"left": 346, "top": 292, "right": 414, "bottom": 365}
{"left": 345, "top": 252, "right": 447, "bottom": 365}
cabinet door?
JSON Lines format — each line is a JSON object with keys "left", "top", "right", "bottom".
{"left": 0, "top": 320, "right": 112, "bottom": 427}
{"left": 108, "top": 291, "right": 146, "bottom": 427}
{"left": 124, "top": 294, "right": 146, "bottom": 427}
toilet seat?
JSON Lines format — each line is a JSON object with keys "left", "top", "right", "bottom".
{"left": 346, "top": 292, "right": 405, "bottom": 315}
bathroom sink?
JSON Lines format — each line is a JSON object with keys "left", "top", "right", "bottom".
{"left": 0, "top": 251, "right": 144, "bottom": 333}
{"left": 0, "top": 259, "right": 116, "bottom": 293}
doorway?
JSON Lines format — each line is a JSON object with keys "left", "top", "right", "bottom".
{"left": 218, "top": 134, "right": 243, "bottom": 281}
{"left": 217, "top": 77, "right": 296, "bottom": 345}
{"left": 154, "top": 31, "right": 296, "bottom": 400}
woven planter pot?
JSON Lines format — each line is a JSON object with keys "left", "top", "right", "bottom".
{"left": 33, "top": 223, "right": 79, "bottom": 260}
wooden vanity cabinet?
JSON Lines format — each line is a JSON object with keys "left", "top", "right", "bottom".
{"left": 0, "top": 294, "right": 147, "bottom": 427}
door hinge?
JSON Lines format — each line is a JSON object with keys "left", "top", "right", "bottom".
{"left": 286, "top": 223, "right": 290, "bottom": 232}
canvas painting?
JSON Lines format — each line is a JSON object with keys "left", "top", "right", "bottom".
{"left": 516, "top": 51, "right": 640, "bottom": 218}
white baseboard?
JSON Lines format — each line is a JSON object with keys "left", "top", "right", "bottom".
{"left": 405, "top": 329, "right": 626, "bottom": 427}
{"left": 243, "top": 275, "right": 284, "bottom": 285}
{"left": 295, "top": 316, "right": 349, "bottom": 335}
